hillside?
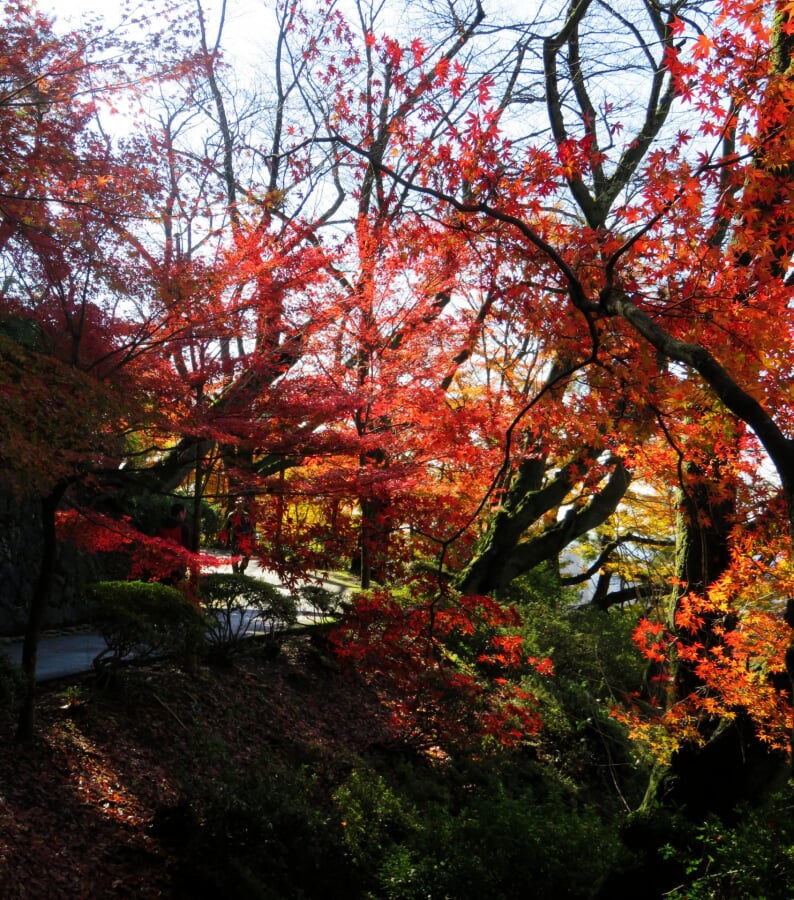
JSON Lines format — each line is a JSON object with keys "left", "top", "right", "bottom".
{"left": 2, "top": 619, "right": 790, "bottom": 899}
{"left": 0, "top": 632, "right": 392, "bottom": 898}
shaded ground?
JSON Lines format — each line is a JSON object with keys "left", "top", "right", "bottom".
{"left": 0, "top": 632, "right": 391, "bottom": 898}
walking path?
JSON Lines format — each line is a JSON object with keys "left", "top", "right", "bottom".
{"left": 2, "top": 555, "right": 353, "bottom": 682}
{"left": 4, "top": 628, "right": 110, "bottom": 682}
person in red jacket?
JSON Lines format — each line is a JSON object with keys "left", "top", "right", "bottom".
{"left": 226, "top": 497, "right": 255, "bottom": 574}
{"left": 158, "top": 501, "right": 192, "bottom": 584}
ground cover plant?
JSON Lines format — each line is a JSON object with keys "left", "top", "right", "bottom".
{"left": 0, "top": 632, "right": 625, "bottom": 899}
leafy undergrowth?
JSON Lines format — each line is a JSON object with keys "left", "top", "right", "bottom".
{"left": 0, "top": 632, "right": 391, "bottom": 898}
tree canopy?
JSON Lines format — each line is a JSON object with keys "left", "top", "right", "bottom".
{"left": 2, "top": 0, "right": 794, "bottom": 776}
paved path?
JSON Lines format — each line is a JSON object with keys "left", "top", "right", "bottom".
{"left": 2, "top": 555, "right": 352, "bottom": 682}
{"left": 4, "top": 629, "right": 110, "bottom": 682}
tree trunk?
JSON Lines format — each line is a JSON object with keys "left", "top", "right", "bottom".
{"left": 458, "top": 456, "right": 630, "bottom": 596}
{"left": 642, "top": 448, "right": 787, "bottom": 810}
{"left": 16, "top": 485, "right": 66, "bottom": 742}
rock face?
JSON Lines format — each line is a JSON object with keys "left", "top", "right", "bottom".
{"left": 0, "top": 492, "right": 40, "bottom": 636}
{"left": 0, "top": 492, "right": 92, "bottom": 637}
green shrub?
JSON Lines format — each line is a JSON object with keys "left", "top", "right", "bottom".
{"left": 502, "top": 569, "right": 649, "bottom": 812}
{"left": 197, "top": 572, "right": 298, "bottom": 657}
{"left": 85, "top": 580, "right": 204, "bottom": 674}
{"left": 662, "top": 791, "right": 794, "bottom": 899}
{"left": 172, "top": 755, "right": 353, "bottom": 900}
{"left": 332, "top": 759, "right": 622, "bottom": 900}
{"left": 332, "top": 768, "right": 418, "bottom": 882}
{"left": 296, "top": 583, "right": 344, "bottom": 623}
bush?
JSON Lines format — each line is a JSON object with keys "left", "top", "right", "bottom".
{"left": 332, "top": 758, "right": 623, "bottom": 900}
{"left": 197, "top": 573, "right": 298, "bottom": 657}
{"left": 172, "top": 755, "right": 353, "bottom": 900}
{"left": 296, "top": 584, "right": 344, "bottom": 623}
{"left": 332, "top": 768, "right": 415, "bottom": 862}
{"left": 503, "top": 569, "right": 649, "bottom": 812}
{"left": 662, "top": 791, "right": 794, "bottom": 899}
{"left": 85, "top": 580, "right": 205, "bottom": 675}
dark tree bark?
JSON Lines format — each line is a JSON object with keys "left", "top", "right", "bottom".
{"left": 458, "top": 455, "right": 631, "bottom": 596}
{"left": 16, "top": 483, "right": 67, "bottom": 742}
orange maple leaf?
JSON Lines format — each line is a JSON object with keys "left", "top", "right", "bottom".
{"left": 692, "top": 33, "right": 715, "bottom": 61}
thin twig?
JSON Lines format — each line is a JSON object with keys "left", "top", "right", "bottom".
{"left": 152, "top": 692, "right": 188, "bottom": 730}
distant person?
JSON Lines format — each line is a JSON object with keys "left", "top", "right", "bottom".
{"left": 226, "top": 497, "right": 255, "bottom": 574}
{"left": 158, "top": 501, "right": 192, "bottom": 584}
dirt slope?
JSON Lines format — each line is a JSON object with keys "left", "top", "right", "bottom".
{"left": 0, "top": 633, "right": 390, "bottom": 898}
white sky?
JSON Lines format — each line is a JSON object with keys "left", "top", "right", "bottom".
{"left": 40, "top": 0, "right": 270, "bottom": 70}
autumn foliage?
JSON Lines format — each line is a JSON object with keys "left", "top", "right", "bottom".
{"left": 618, "top": 514, "right": 794, "bottom": 763}
{"left": 3, "top": 0, "right": 794, "bottom": 778}
{"left": 331, "top": 582, "right": 552, "bottom": 753}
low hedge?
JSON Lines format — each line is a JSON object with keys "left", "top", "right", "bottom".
{"left": 85, "top": 580, "right": 205, "bottom": 675}
{"left": 197, "top": 572, "right": 298, "bottom": 657}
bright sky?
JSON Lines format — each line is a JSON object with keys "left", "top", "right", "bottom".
{"left": 40, "top": 0, "right": 270, "bottom": 70}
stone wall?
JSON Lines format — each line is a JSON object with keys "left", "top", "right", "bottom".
{"left": 0, "top": 492, "right": 97, "bottom": 637}
{"left": 0, "top": 492, "right": 40, "bottom": 635}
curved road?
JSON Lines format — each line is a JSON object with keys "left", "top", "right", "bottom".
{"left": 2, "top": 555, "right": 350, "bottom": 681}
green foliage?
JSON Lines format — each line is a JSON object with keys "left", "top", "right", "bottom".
{"left": 332, "top": 757, "right": 623, "bottom": 899}
{"left": 170, "top": 736, "right": 621, "bottom": 900}
{"left": 85, "top": 580, "right": 204, "bottom": 674}
{"left": 198, "top": 572, "right": 298, "bottom": 657}
{"left": 296, "top": 583, "right": 344, "bottom": 622}
{"left": 662, "top": 791, "right": 794, "bottom": 899}
{"left": 331, "top": 768, "right": 417, "bottom": 875}
{"left": 172, "top": 754, "right": 353, "bottom": 900}
{"left": 504, "top": 566, "right": 650, "bottom": 809}
{"left": 198, "top": 500, "right": 224, "bottom": 546}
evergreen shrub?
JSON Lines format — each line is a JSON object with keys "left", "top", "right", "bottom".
{"left": 296, "top": 583, "right": 344, "bottom": 622}
{"left": 662, "top": 791, "right": 794, "bottom": 899}
{"left": 332, "top": 758, "right": 623, "bottom": 899}
{"left": 85, "top": 580, "right": 204, "bottom": 675}
{"left": 197, "top": 572, "right": 298, "bottom": 657}
{"left": 172, "top": 755, "right": 353, "bottom": 900}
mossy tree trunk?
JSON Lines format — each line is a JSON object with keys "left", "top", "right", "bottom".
{"left": 642, "top": 443, "right": 787, "bottom": 814}
{"left": 457, "top": 454, "right": 631, "bottom": 597}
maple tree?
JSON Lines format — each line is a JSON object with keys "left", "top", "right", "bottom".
{"left": 0, "top": 0, "right": 640, "bottom": 756}
{"left": 5, "top": 0, "right": 794, "bottom": 792}
{"left": 248, "top": 0, "right": 645, "bottom": 599}
{"left": 265, "top": 1, "right": 673, "bottom": 606}
{"left": 449, "top": 0, "right": 794, "bottom": 769}
{"left": 0, "top": 0, "right": 216, "bottom": 737}
{"left": 310, "top": 0, "right": 794, "bottom": 777}
{"left": 246, "top": 0, "right": 488, "bottom": 588}
{"left": 330, "top": 580, "right": 551, "bottom": 753}
{"left": 6, "top": 0, "right": 794, "bottom": 891}
{"left": 35, "top": 0, "right": 662, "bottom": 605}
